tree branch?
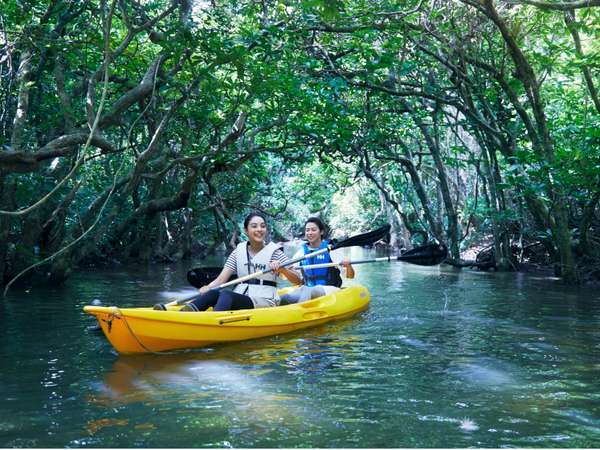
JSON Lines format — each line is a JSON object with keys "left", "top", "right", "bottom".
{"left": 507, "top": 0, "right": 600, "bottom": 10}
{"left": 0, "top": 132, "right": 118, "bottom": 173}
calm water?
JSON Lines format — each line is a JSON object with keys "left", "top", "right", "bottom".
{"left": 1, "top": 248, "right": 600, "bottom": 448}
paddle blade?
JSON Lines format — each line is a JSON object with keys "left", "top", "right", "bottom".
{"left": 186, "top": 267, "right": 236, "bottom": 288}
{"left": 331, "top": 224, "right": 391, "bottom": 250}
{"left": 398, "top": 243, "right": 447, "bottom": 266}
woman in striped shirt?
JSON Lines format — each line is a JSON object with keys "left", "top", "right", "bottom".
{"left": 181, "top": 212, "right": 301, "bottom": 312}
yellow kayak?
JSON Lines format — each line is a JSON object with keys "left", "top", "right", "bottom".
{"left": 83, "top": 284, "right": 370, "bottom": 354}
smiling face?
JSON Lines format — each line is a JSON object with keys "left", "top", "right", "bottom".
{"left": 244, "top": 215, "right": 268, "bottom": 246}
{"left": 304, "top": 221, "right": 324, "bottom": 247}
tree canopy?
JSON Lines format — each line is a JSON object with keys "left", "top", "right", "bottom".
{"left": 1, "top": 0, "right": 599, "bottom": 288}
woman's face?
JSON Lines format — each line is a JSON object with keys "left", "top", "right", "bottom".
{"left": 304, "top": 222, "right": 323, "bottom": 246}
{"left": 245, "top": 215, "right": 267, "bottom": 244}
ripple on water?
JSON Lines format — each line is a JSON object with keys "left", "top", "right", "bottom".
{"left": 555, "top": 409, "right": 600, "bottom": 428}
{"left": 381, "top": 314, "right": 426, "bottom": 325}
{"left": 0, "top": 422, "right": 17, "bottom": 432}
{"left": 521, "top": 433, "right": 572, "bottom": 444}
{"left": 5, "top": 438, "right": 40, "bottom": 447}
{"left": 519, "top": 341, "right": 559, "bottom": 353}
{"left": 399, "top": 336, "right": 434, "bottom": 349}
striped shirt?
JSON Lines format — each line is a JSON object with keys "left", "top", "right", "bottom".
{"left": 224, "top": 244, "right": 289, "bottom": 273}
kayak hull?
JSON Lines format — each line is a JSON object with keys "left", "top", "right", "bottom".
{"left": 84, "top": 284, "right": 370, "bottom": 354}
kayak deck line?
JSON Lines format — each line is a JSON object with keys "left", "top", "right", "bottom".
{"left": 84, "top": 284, "right": 370, "bottom": 354}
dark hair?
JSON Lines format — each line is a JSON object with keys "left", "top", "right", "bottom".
{"left": 243, "top": 211, "right": 268, "bottom": 229}
{"left": 304, "top": 217, "right": 328, "bottom": 237}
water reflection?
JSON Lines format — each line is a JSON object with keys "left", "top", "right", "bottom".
{"left": 98, "top": 319, "right": 364, "bottom": 407}
{"left": 96, "top": 349, "right": 330, "bottom": 441}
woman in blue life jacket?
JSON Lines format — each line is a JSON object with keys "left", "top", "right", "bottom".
{"left": 281, "top": 217, "right": 354, "bottom": 304}
{"left": 175, "top": 212, "right": 301, "bottom": 312}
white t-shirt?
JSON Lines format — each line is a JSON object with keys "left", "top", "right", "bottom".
{"left": 224, "top": 246, "right": 288, "bottom": 272}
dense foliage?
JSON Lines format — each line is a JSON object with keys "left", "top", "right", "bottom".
{"left": 1, "top": 0, "right": 599, "bottom": 288}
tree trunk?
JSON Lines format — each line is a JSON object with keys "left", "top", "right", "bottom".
{"left": 180, "top": 208, "right": 193, "bottom": 259}
{"left": 405, "top": 101, "right": 460, "bottom": 258}
{"left": 0, "top": 176, "right": 16, "bottom": 283}
{"left": 564, "top": 11, "right": 600, "bottom": 115}
{"left": 395, "top": 144, "right": 445, "bottom": 241}
{"left": 481, "top": 145, "right": 511, "bottom": 270}
{"left": 378, "top": 188, "right": 402, "bottom": 250}
{"left": 11, "top": 51, "right": 33, "bottom": 152}
{"left": 482, "top": 0, "right": 577, "bottom": 282}
{"left": 579, "top": 184, "right": 600, "bottom": 254}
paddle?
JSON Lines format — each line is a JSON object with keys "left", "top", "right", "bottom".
{"left": 293, "top": 242, "right": 448, "bottom": 269}
{"left": 162, "top": 224, "right": 391, "bottom": 307}
{"left": 186, "top": 242, "right": 447, "bottom": 288}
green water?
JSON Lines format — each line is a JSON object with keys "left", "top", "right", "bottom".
{"left": 1, "top": 251, "right": 600, "bottom": 447}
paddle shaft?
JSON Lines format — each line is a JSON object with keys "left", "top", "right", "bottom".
{"left": 296, "top": 243, "right": 447, "bottom": 270}
{"left": 186, "top": 240, "right": 447, "bottom": 289}
{"left": 295, "top": 256, "right": 400, "bottom": 270}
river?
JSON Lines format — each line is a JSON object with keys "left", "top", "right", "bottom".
{"left": 1, "top": 248, "right": 599, "bottom": 447}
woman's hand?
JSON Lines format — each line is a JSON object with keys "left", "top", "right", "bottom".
{"left": 198, "top": 285, "right": 211, "bottom": 295}
{"left": 340, "top": 259, "right": 355, "bottom": 279}
{"left": 274, "top": 261, "right": 302, "bottom": 284}
{"left": 269, "top": 260, "right": 281, "bottom": 275}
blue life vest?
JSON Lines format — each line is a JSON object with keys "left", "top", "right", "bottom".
{"left": 300, "top": 240, "right": 333, "bottom": 287}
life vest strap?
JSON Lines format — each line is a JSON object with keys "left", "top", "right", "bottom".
{"left": 243, "top": 279, "right": 277, "bottom": 287}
